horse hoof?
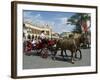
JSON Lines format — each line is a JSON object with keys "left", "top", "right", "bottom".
{"left": 72, "top": 62, "right": 75, "bottom": 64}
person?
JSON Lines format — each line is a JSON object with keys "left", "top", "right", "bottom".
{"left": 32, "top": 38, "right": 36, "bottom": 47}
{"left": 40, "top": 31, "right": 46, "bottom": 39}
{"left": 39, "top": 30, "right": 47, "bottom": 45}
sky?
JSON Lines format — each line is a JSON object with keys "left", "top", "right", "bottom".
{"left": 23, "top": 10, "right": 76, "bottom": 34}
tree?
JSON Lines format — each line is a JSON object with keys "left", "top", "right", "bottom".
{"left": 67, "top": 13, "right": 91, "bottom": 33}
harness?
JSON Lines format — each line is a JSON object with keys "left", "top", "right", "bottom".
{"left": 73, "top": 39, "right": 77, "bottom": 49}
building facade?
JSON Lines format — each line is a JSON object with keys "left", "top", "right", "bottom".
{"left": 23, "top": 23, "right": 52, "bottom": 40}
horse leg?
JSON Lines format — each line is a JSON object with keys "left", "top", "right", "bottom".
{"left": 71, "top": 51, "right": 75, "bottom": 64}
{"left": 52, "top": 47, "right": 58, "bottom": 60}
{"left": 61, "top": 50, "right": 64, "bottom": 59}
{"left": 64, "top": 50, "right": 68, "bottom": 57}
{"left": 88, "top": 43, "right": 90, "bottom": 48}
{"left": 52, "top": 51, "right": 57, "bottom": 60}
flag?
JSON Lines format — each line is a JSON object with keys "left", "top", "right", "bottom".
{"left": 82, "top": 21, "right": 88, "bottom": 32}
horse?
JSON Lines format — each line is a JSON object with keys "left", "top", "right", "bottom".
{"left": 52, "top": 33, "right": 86, "bottom": 64}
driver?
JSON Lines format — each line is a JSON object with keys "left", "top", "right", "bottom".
{"left": 40, "top": 30, "right": 47, "bottom": 44}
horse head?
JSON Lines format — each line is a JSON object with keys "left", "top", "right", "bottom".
{"left": 79, "top": 33, "right": 87, "bottom": 44}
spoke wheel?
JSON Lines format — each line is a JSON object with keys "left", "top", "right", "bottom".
{"left": 75, "top": 49, "right": 82, "bottom": 60}
{"left": 41, "top": 48, "right": 48, "bottom": 58}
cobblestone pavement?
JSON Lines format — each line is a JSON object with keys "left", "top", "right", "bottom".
{"left": 23, "top": 49, "right": 91, "bottom": 69}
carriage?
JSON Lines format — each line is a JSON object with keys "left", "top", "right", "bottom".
{"left": 23, "top": 39, "right": 56, "bottom": 58}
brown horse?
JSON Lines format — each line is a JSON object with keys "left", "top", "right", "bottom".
{"left": 52, "top": 33, "right": 85, "bottom": 64}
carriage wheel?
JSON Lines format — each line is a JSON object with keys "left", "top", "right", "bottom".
{"left": 41, "top": 48, "right": 48, "bottom": 58}
{"left": 75, "top": 49, "right": 82, "bottom": 60}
